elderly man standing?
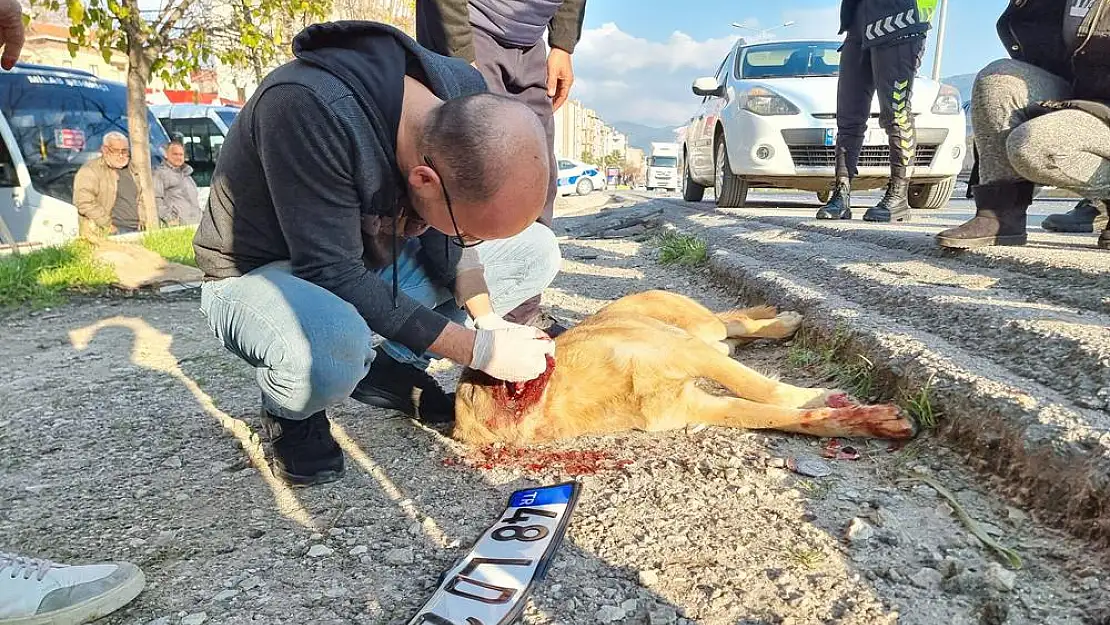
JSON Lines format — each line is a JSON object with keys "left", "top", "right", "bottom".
{"left": 193, "top": 21, "right": 562, "bottom": 487}
{"left": 416, "top": 0, "right": 587, "bottom": 338}
{"left": 73, "top": 131, "right": 153, "bottom": 238}
{"left": 153, "top": 141, "right": 201, "bottom": 226}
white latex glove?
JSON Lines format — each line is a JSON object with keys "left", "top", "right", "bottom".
{"left": 471, "top": 326, "right": 555, "bottom": 382}
{"left": 473, "top": 313, "right": 527, "bottom": 332}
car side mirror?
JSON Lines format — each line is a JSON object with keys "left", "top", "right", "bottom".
{"left": 692, "top": 77, "right": 724, "bottom": 97}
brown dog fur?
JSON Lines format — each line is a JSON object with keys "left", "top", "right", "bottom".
{"left": 452, "top": 290, "right": 916, "bottom": 446}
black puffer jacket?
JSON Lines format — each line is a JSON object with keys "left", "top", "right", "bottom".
{"left": 840, "top": 0, "right": 932, "bottom": 48}
{"left": 998, "top": 0, "right": 1110, "bottom": 122}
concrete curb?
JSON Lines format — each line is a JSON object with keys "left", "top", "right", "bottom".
{"left": 658, "top": 216, "right": 1110, "bottom": 547}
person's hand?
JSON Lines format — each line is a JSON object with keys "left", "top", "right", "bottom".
{"left": 0, "top": 0, "right": 24, "bottom": 71}
{"left": 471, "top": 326, "right": 555, "bottom": 382}
{"left": 546, "top": 48, "right": 574, "bottom": 112}
{"left": 473, "top": 313, "right": 528, "bottom": 332}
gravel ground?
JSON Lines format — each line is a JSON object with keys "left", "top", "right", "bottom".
{"left": 638, "top": 189, "right": 1110, "bottom": 548}
{"left": 2, "top": 193, "right": 1108, "bottom": 625}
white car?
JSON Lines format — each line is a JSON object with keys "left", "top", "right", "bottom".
{"left": 555, "top": 158, "right": 607, "bottom": 196}
{"left": 680, "top": 39, "right": 966, "bottom": 209}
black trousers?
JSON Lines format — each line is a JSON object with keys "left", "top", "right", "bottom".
{"left": 416, "top": 16, "right": 557, "bottom": 324}
{"left": 835, "top": 29, "right": 926, "bottom": 180}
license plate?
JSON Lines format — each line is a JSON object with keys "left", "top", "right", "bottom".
{"left": 864, "top": 128, "right": 888, "bottom": 146}
{"left": 823, "top": 128, "right": 836, "bottom": 146}
{"left": 408, "top": 482, "right": 582, "bottom": 625}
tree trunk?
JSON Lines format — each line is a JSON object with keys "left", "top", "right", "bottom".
{"left": 125, "top": 38, "right": 159, "bottom": 231}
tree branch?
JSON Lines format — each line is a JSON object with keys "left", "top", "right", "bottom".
{"left": 155, "top": 0, "right": 201, "bottom": 40}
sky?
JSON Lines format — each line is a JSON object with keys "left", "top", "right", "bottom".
{"left": 570, "top": 0, "right": 1010, "bottom": 129}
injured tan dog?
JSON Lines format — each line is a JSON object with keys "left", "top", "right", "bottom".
{"left": 453, "top": 290, "right": 917, "bottom": 446}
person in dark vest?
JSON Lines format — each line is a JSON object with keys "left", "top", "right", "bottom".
{"left": 191, "top": 22, "right": 564, "bottom": 486}
{"left": 416, "top": 0, "right": 588, "bottom": 337}
{"left": 938, "top": 0, "right": 1110, "bottom": 249}
{"left": 816, "top": 0, "right": 938, "bottom": 222}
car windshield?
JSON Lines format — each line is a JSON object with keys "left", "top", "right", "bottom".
{"left": 738, "top": 43, "right": 841, "bottom": 79}
{"left": 0, "top": 71, "right": 170, "bottom": 204}
{"left": 650, "top": 156, "right": 677, "bottom": 167}
{"left": 217, "top": 110, "right": 238, "bottom": 128}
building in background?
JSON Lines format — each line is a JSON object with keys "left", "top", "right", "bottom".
{"left": 22, "top": 22, "right": 128, "bottom": 81}
{"left": 554, "top": 97, "right": 628, "bottom": 166}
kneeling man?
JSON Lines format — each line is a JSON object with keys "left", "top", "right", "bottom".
{"left": 192, "top": 21, "right": 563, "bottom": 486}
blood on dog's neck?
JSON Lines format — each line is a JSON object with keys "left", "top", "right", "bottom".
{"left": 472, "top": 355, "right": 555, "bottom": 428}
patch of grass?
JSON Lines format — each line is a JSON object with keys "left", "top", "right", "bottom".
{"left": 141, "top": 225, "right": 198, "bottom": 267}
{"left": 900, "top": 374, "right": 941, "bottom": 429}
{"left": 0, "top": 241, "right": 116, "bottom": 308}
{"left": 836, "top": 354, "right": 877, "bottom": 400}
{"left": 795, "top": 478, "right": 833, "bottom": 499}
{"left": 784, "top": 544, "right": 827, "bottom": 570}
{"left": 787, "top": 328, "right": 878, "bottom": 399}
{"left": 656, "top": 231, "right": 707, "bottom": 267}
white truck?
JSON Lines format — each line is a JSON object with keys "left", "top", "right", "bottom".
{"left": 646, "top": 142, "right": 680, "bottom": 193}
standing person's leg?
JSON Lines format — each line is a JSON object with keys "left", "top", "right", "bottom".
{"left": 0, "top": 551, "right": 145, "bottom": 624}
{"left": 936, "top": 59, "right": 1072, "bottom": 248}
{"left": 817, "top": 28, "right": 874, "bottom": 220}
{"left": 863, "top": 34, "right": 927, "bottom": 222}
{"left": 471, "top": 29, "right": 567, "bottom": 336}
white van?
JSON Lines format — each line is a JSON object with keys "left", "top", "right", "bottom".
{"left": 149, "top": 104, "right": 240, "bottom": 209}
{"left": 0, "top": 63, "right": 171, "bottom": 247}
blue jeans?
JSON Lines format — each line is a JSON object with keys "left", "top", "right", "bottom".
{"left": 198, "top": 223, "right": 562, "bottom": 420}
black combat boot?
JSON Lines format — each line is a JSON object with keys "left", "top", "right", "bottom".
{"left": 816, "top": 179, "right": 852, "bottom": 220}
{"left": 261, "top": 410, "right": 345, "bottom": 487}
{"left": 351, "top": 346, "right": 455, "bottom": 424}
{"left": 863, "top": 177, "right": 911, "bottom": 222}
{"left": 936, "top": 181, "right": 1034, "bottom": 249}
{"left": 1041, "top": 198, "right": 1109, "bottom": 233}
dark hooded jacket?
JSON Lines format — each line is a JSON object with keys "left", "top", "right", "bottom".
{"left": 840, "top": 0, "right": 933, "bottom": 49}
{"left": 192, "top": 21, "right": 487, "bottom": 355}
{"left": 997, "top": 0, "right": 1110, "bottom": 124}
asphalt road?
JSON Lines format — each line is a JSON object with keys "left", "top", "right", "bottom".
{"left": 636, "top": 184, "right": 1085, "bottom": 230}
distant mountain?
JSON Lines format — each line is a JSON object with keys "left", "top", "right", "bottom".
{"left": 942, "top": 73, "right": 976, "bottom": 103}
{"left": 611, "top": 121, "right": 679, "bottom": 152}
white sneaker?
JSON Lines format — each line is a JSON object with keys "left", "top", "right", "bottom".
{"left": 0, "top": 552, "right": 145, "bottom": 625}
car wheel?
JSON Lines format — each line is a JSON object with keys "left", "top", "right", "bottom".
{"left": 714, "top": 137, "right": 748, "bottom": 208}
{"left": 576, "top": 178, "right": 594, "bottom": 196}
{"left": 682, "top": 154, "right": 706, "bottom": 202}
{"left": 908, "top": 176, "right": 956, "bottom": 209}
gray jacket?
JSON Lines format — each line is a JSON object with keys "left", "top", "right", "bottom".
{"left": 153, "top": 162, "right": 201, "bottom": 225}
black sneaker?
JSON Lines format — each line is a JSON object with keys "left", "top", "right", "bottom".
{"left": 352, "top": 347, "right": 455, "bottom": 424}
{"left": 260, "top": 410, "right": 345, "bottom": 487}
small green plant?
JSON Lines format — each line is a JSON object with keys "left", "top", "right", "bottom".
{"left": 787, "top": 345, "right": 822, "bottom": 368}
{"left": 784, "top": 544, "right": 827, "bottom": 570}
{"left": 0, "top": 241, "right": 116, "bottom": 308}
{"left": 835, "top": 354, "right": 877, "bottom": 400}
{"left": 142, "top": 226, "right": 198, "bottom": 267}
{"left": 795, "top": 478, "right": 833, "bottom": 499}
{"left": 900, "top": 374, "right": 940, "bottom": 429}
{"left": 657, "top": 232, "right": 708, "bottom": 267}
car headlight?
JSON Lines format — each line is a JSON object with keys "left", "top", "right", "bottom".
{"left": 739, "top": 87, "right": 800, "bottom": 116}
{"left": 931, "top": 84, "right": 961, "bottom": 115}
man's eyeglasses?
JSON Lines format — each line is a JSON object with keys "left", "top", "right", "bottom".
{"left": 423, "top": 155, "right": 483, "bottom": 248}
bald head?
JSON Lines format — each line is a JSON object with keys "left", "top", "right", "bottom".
{"left": 418, "top": 93, "right": 549, "bottom": 238}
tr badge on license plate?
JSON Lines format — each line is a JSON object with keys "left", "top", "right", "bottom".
{"left": 408, "top": 482, "right": 582, "bottom": 625}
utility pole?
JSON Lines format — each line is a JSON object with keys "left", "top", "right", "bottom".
{"left": 931, "top": 0, "right": 949, "bottom": 80}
